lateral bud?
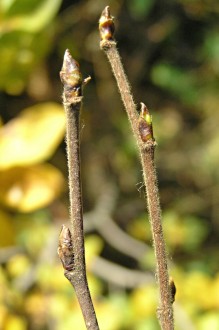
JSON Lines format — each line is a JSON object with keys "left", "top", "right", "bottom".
{"left": 138, "top": 102, "right": 154, "bottom": 143}
{"left": 99, "top": 6, "right": 115, "bottom": 41}
{"left": 60, "top": 49, "right": 82, "bottom": 97}
{"left": 57, "top": 225, "right": 74, "bottom": 271}
{"left": 169, "top": 277, "right": 176, "bottom": 304}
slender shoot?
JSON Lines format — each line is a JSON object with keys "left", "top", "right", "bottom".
{"left": 59, "top": 49, "right": 99, "bottom": 330}
{"left": 99, "top": 7, "right": 174, "bottom": 330}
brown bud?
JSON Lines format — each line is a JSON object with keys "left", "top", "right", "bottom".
{"left": 99, "top": 6, "right": 115, "bottom": 41}
{"left": 169, "top": 277, "right": 176, "bottom": 304}
{"left": 60, "top": 49, "right": 82, "bottom": 97}
{"left": 138, "top": 102, "right": 154, "bottom": 142}
{"left": 57, "top": 225, "right": 74, "bottom": 271}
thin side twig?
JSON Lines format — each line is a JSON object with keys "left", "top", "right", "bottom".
{"left": 99, "top": 7, "right": 174, "bottom": 330}
{"left": 58, "top": 49, "right": 99, "bottom": 330}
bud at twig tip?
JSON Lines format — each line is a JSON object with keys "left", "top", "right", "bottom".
{"left": 60, "top": 49, "right": 82, "bottom": 96}
{"left": 99, "top": 6, "right": 115, "bottom": 41}
{"left": 62, "top": 49, "right": 79, "bottom": 74}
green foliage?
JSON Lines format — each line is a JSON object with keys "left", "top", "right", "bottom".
{"left": 127, "top": 0, "right": 155, "bottom": 19}
{"left": 0, "top": 0, "right": 62, "bottom": 94}
{"left": 151, "top": 63, "right": 198, "bottom": 104}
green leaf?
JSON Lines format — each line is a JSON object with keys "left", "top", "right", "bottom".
{"left": 128, "top": 0, "right": 154, "bottom": 19}
{"left": 0, "top": 0, "right": 62, "bottom": 93}
{"left": 0, "top": 0, "right": 17, "bottom": 12}
{"left": 0, "top": 0, "right": 62, "bottom": 33}
{"left": 151, "top": 63, "right": 198, "bottom": 104}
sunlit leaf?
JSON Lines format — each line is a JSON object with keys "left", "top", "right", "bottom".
{"left": 198, "top": 313, "right": 219, "bottom": 330}
{"left": 0, "top": 164, "right": 65, "bottom": 212}
{"left": 0, "top": 103, "right": 65, "bottom": 169}
{"left": 5, "top": 314, "right": 27, "bottom": 330}
{"left": 0, "top": 0, "right": 16, "bottom": 12}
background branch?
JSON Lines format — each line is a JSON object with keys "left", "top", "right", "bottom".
{"left": 91, "top": 256, "right": 154, "bottom": 288}
{"left": 84, "top": 181, "right": 150, "bottom": 261}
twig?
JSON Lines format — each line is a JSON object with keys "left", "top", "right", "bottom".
{"left": 99, "top": 7, "right": 174, "bottom": 330}
{"left": 58, "top": 49, "right": 99, "bottom": 330}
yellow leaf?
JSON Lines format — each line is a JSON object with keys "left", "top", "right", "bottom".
{"left": 0, "top": 164, "right": 65, "bottom": 212}
{"left": 0, "top": 103, "right": 65, "bottom": 169}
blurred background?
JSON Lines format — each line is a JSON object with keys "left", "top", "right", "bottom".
{"left": 0, "top": 0, "right": 219, "bottom": 329}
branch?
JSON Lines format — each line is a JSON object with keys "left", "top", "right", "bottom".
{"left": 58, "top": 49, "right": 99, "bottom": 330}
{"left": 91, "top": 256, "right": 154, "bottom": 288}
{"left": 83, "top": 181, "right": 150, "bottom": 261}
{"left": 99, "top": 7, "right": 174, "bottom": 330}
